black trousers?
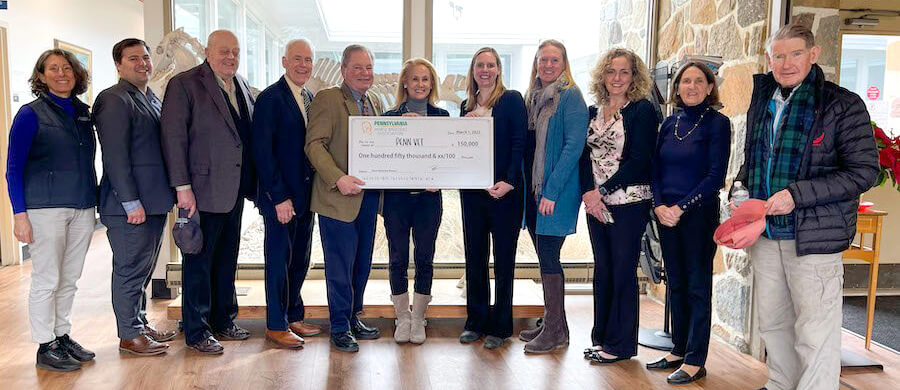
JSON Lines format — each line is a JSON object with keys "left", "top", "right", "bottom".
{"left": 524, "top": 193, "right": 566, "bottom": 275}
{"left": 263, "top": 209, "right": 314, "bottom": 331}
{"left": 658, "top": 201, "right": 718, "bottom": 366}
{"left": 383, "top": 190, "right": 442, "bottom": 295}
{"left": 103, "top": 214, "right": 167, "bottom": 339}
{"left": 182, "top": 197, "right": 244, "bottom": 345}
{"left": 460, "top": 188, "right": 523, "bottom": 338}
{"left": 586, "top": 200, "right": 650, "bottom": 357}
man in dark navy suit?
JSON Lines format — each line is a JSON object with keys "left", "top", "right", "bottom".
{"left": 94, "top": 38, "right": 177, "bottom": 356}
{"left": 252, "top": 38, "right": 321, "bottom": 348}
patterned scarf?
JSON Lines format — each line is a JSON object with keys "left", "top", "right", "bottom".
{"left": 526, "top": 75, "right": 567, "bottom": 200}
{"left": 747, "top": 70, "right": 817, "bottom": 239}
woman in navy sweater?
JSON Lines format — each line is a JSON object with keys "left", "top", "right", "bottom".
{"left": 647, "top": 62, "right": 731, "bottom": 385}
{"left": 5, "top": 49, "right": 98, "bottom": 371}
{"left": 382, "top": 58, "right": 449, "bottom": 345}
{"left": 579, "top": 48, "right": 660, "bottom": 364}
{"left": 458, "top": 47, "right": 526, "bottom": 349}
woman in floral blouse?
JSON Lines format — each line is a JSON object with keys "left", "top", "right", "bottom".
{"left": 578, "top": 48, "right": 660, "bottom": 364}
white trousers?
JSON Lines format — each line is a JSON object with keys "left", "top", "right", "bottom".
{"left": 27, "top": 208, "right": 95, "bottom": 344}
{"left": 750, "top": 236, "right": 843, "bottom": 390}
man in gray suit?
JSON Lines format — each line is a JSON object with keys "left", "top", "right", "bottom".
{"left": 94, "top": 38, "right": 176, "bottom": 356}
{"left": 161, "top": 30, "right": 256, "bottom": 354}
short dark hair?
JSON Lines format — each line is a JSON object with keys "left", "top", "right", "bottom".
{"left": 28, "top": 49, "right": 90, "bottom": 97}
{"left": 112, "top": 38, "right": 151, "bottom": 64}
{"left": 671, "top": 61, "right": 721, "bottom": 107}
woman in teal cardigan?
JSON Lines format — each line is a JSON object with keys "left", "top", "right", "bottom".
{"left": 520, "top": 39, "right": 588, "bottom": 353}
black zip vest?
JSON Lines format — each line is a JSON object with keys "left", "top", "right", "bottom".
{"left": 23, "top": 94, "right": 98, "bottom": 209}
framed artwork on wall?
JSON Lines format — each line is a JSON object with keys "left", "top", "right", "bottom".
{"left": 53, "top": 39, "right": 92, "bottom": 104}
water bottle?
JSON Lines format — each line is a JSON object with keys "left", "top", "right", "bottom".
{"left": 732, "top": 181, "right": 749, "bottom": 207}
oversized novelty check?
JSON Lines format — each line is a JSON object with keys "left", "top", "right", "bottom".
{"left": 348, "top": 116, "right": 494, "bottom": 189}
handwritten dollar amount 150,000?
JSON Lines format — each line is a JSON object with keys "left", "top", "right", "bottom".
{"left": 457, "top": 140, "right": 479, "bottom": 148}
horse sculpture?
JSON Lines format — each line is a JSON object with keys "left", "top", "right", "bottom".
{"left": 149, "top": 28, "right": 206, "bottom": 100}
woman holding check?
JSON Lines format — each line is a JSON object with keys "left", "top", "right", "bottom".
{"left": 382, "top": 58, "right": 449, "bottom": 344}
{"left": 579, "top": 48, "right": 660, "bottom": 364}
{"left": 458, "top": 47, "right": 527, "bottom": 349}
{"left": 519, "top": 39, "right": 588, "bottom": 354}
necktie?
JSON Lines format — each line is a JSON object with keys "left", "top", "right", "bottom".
{"left": 302, "top": 90, "right": 312, "bottom": 115}
{"left": 360, "top": 96, "right": 370, "bottom": 116}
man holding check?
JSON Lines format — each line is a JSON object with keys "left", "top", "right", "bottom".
{"left": 305, "top": 44, "right": 384, "bottom": 352}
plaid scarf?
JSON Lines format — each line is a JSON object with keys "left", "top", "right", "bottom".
{"left": 747, "top": 71, "right": 817, "bottom": 239}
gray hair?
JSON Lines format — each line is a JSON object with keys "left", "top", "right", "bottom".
{"left": 765, "top": 21, "right": 816, "bottom": 55}
{"left": 283, "top": 38, "right": 315, "bottom": 58}
{"left": 341, "top": 44, "right": 374, "bottom": 68}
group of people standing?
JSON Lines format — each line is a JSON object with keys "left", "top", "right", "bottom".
{"left": 5, "top": 21, "right": 879, "bottom": 390}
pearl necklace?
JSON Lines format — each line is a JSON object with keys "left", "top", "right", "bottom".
{"left": 673, "top": 106, "right": 710, "bottom": 141}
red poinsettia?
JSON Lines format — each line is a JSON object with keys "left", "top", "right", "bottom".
{"left": 873, "top": 122, "right": 899, "bottom": 190}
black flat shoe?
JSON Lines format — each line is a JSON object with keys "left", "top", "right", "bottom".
{"left": 57, "top": 334, "right": 95, "bottom": 362}
{"left": 330, "top": 331, "right": 359, "bottom": 352}
{"left": 214, "top": 324, "right": 251, "bottom": 341}
{"left": 667, "top": 367, "right": 707, "bottom": 384}
{"left": 646, "top": 356, "right": 684, "bottom": 370}
{"left": 350, "top": 317, "right": 380, "bottom": 340}
{"left": 583, "top": 346, "right": 601, "bottom": 358}
{"left": 459, "top": 330, "right": 481, "bottom": 343}
{"left": 588, "top": 351, "right": 631, "bottom": 364}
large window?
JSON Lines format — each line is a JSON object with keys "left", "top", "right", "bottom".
{"left": 840, "top": 34, "right": 900, "bottom": 137}
{"left": 172, "top": 0, "right": 207, "bottom": 40}
{"left": 217, "top": 0, "right": 239, "bottom": 32}
{"left": 244, "top": 14, "right": 262, "bottom": 86}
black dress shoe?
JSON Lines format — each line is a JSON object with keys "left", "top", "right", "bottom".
{"left": 214, "top": 324, "right": 251, "bottom": 341}
{"left": 588, "top": 351, "right": 631, "bottom": 364}
{"left": 350, "top": 317, "right": 380, "bottom": 340}
{"left": 57, "top": 334, "right": 95, "bottom": 362}
{"left": 646, "top": 356, "right": 684, "bottom": 370}
{"left": 330, "top": 331, "right": 359, "bottom": 352}
{"left": 459, "top": 330, "right": 481, "bottom": 343}
{"left": 583, "top": 346, "right": 601, "bottom": 359}
{"left": 36, "top": 340, "right": 81, "bottom": 372}
{"left": 667, "top": 367, "right": 707, "bottom": 384}
{"left": 188, "top": 336, "right": 224, "bottom": 354}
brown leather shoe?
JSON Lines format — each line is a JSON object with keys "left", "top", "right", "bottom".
{"left": 143, "top": 324, "right": 177, "bottom": 342}
{"left": 119, "top": 334, "right": 169, "bottom": 356}
{"left": 289, "top": 321, "right": 322, "bottom": 337}
{"left": 266, "top": 330, "right": 304, "bottom": 348}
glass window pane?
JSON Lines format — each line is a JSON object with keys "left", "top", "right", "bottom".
{"left": 217, "top": 0, "right": 239, "bottom": 32}
{"left": 245, "top": 16, "right": 261, "bottom": 87}
{"left": 840, "top": 34, "right": 900, "bottom": 136}
{"left": 173, "top": 0, "right": 207, "bottom": 40}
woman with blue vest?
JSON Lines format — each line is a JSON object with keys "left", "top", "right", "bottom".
{"left": 382, "top": 58, "right": 449, "bottom": 345}
{"left": 518, "top": 39, "right": 588, "bottom": 354}
{"left": 579, "top": 48, "right": 660, "bottom": 364}
{"left": 648, "top": 62, "right": 730, "bottom": 385}
{"left": 458, "top": 47, "right": 527, "bottom": 349}
{"left": 6, "top": 49, "right": 98, "bottom": 372}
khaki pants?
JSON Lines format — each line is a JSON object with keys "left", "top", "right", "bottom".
{"left": 27, "top": 208, "right": 95, "bottom": 344}
{"left": 750, "top": 236, "right": 843, "bottom": 390}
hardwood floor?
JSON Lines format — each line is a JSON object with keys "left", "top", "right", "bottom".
{"left": 0, "top": 230, "right": 895, "bottom": 389}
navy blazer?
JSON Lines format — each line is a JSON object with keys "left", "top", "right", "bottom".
{"left": 460, "top": 90, "right": 527, "bottom": 187}
{"left": 94, "top": 79, "right": 175, "bottom": 216}
{"left": 252, "top": 76, "right": 315, "bottom": 216}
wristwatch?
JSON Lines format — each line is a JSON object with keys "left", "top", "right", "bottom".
{"left": 597, "top": 186, "right": 609, "bottom": 196}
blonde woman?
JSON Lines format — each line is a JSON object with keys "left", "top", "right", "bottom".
{"left": 578, "top": 48, "right": 660, "bottom": 364}
{"left": 458, "top": 47, "right": 527, "bottom": 349}
{"left": 519, "top": 39, "right": 588, "bottom": 354}
{"left": 382, "top": 58, "right": 449, "bottom": 344}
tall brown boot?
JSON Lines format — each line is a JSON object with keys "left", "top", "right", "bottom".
{"left": 524, "top": 273, "right": 569, "bottom": 353}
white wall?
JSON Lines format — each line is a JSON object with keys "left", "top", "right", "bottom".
{"left": 0, "top": 0, "right": 145, "bottom": 112}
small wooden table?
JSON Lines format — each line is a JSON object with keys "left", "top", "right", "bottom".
{"left": 842, "top": 210, "right": 887, "bottom": 350}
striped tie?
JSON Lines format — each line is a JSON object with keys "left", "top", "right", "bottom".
{"left": 359, "top": 96, "right": 370, "bottom": 116}
{"left": 302, "top": 90, "right": 311, "bottom": 115}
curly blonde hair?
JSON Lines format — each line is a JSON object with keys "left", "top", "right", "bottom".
{"left": 588, "top": 48, "right": 651, "bottom": 105}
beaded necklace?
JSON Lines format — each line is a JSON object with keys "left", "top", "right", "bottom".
{"left": 673, "top": 106, "right": 710, "bottom": 141}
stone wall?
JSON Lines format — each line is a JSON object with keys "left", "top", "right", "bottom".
{"left": 598, "top": 0, "right": 651, "bottom": 60}
{"left": 792, "top": 6, "right": 840, "bottom": 82}
{"left": 655, "top": 0, "right": 770, "bottom": 353}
